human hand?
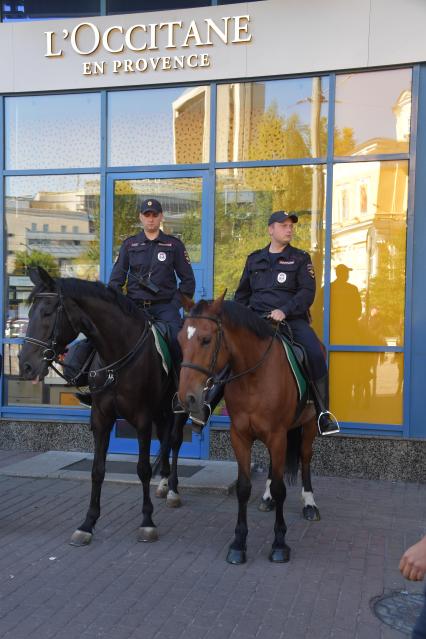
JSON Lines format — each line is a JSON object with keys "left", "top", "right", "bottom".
{"left": 269, "top": 309, "right": 286, "bottom": 322}
{"left": 400, "top": 536, "right": 426, "bottom": 581}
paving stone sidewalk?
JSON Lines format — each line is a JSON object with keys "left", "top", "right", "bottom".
{"left": 0, "top": 449, "right": 424, "bottom": 639}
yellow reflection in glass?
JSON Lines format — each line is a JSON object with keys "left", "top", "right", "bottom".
{"left": 330, "top": 161, "right": 407, "bottom": 346}
{"left": 214, "top": 166, "right": 326, "bottom": 338}
{"left": 329, "top": 352, "right": 403, "bottom": 425}
{"left": 334, "top": 69, "right": 411, "bottom": 156}
{"left": 217, "top": 77, "right": 329, "bottom": 162}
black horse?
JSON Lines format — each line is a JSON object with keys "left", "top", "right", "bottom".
{"left": 19, "top": 267, "right": 187, "bottom": 546}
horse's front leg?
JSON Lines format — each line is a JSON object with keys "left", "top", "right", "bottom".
{"left": 70, "top": 402, "right": 114, "bottom": 546}
{"left": 166, "top": 412, "right": 186, "bottom": 508}
{"left": 226, "top": 426, "right": 252, "bottom": 565}
{"left": 136, "top": 419, "right": 158, "bottom": 542}
{"left": 301, "top": 417, "right": 320, "bottom": 521}
{"left": 268, "top": 434, "right": 290, "bottom": 563}
{"left": 258, "top": 456, "right": 276, "bottom": 512}
{"left": 154, "top": 411, "right": 171, "bottom": 500}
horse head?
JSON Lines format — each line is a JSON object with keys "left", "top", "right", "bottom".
{"left": 177, "top": 291, "right": 229, "bottom": 423}
{"left": 19, "top": 267, "right": 80, "bottom": 382}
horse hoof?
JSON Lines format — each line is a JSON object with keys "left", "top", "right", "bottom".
{"left": 137, "top": 527, "right": 159, "bottom": 543}
{"left": 226, "top": 548, "right": 247, "bottom": 565}
{"left": 166, "top": 491, "right": 182, "bottom": 508}
{"left": 269, "top": 545, "right": 290, "bottom": 563}
{"left": 69, "top": 529, "right": 93, "bottom": 546}
{"left": 303, "top": 505, "right": 321, "bottom": 521}
{"left": 155, "top": 479, "right": 169, "bottom": 498}
{"left": 258, "top": 497, "right": 276, "bottom": 512}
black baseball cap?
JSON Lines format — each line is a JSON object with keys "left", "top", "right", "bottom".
{"left": 268, "top": 210, "right": 298, "bottom": 225}
{"left": 140, "top": 198, "right": 163, "bottom": 215}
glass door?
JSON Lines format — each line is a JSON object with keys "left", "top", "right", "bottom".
{"left": 106, "top": 171, "right": 212, "bottom": 458}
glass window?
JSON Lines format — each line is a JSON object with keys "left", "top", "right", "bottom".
{"left": 108, "top": 87, "right": 210, "bottom": 167}
{"left": 334, "top": 69, "right": 412, "bottom": 156}
{"left": 5, "top": 94, "right": 101, "bottom": 169}
{"left": 107, "top": 0, "right": 209, "bottom": 12}
{"left": 216, "top": 77, "right": 329, "bottom": 162}
{"left": 214, "top": 165, "right": 326, "bottom": 338}
{"left": 4, "top": 175, "right": 100, "bottom": 333}
{"left": 329, "top": 352, "right": 403, "bottom": 425}
{"left": 112, "top": 177, "right": 202, "bottom": 262}
{"left": 3, "top": 344, "right": 86, "bottom": 408}
{"left": 2, "top": 1, "right": 100, "bottom": 20}
{"left": 330, "top": 161, "right": 408, "bottom": 346}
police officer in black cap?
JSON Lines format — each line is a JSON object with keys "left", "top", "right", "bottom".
{"left": 234, "top": 210, "right": 339, "bottom": 435}
{"left": 109, "top": 198, "right": 195, "bottom": 371}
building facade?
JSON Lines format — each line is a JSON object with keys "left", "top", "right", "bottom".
{"left": 1, "top": 0, "right": 426, "bottom": 460}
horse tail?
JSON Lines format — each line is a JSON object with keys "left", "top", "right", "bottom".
{"left": 285, "top": 425, "right": 302, "bottom": 485}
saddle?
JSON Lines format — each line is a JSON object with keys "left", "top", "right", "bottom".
{"left": 276, "top": 331, "right": 312, "bottom": 424}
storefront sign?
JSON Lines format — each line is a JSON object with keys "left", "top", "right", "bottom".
{"left": 44, "top": 15, "right": 252, "bottom": 76}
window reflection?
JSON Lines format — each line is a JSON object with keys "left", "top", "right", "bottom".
{"left": 2, "top": 0, "right": 100, "bottom": 20}
{"left": 5, "top": 175, "right": 100, "bottom": 329}
{"left": 331, "top": 161, "right": 408, "bottom": 346}
{"left": 216, "top": 77, "right": 329, "bottom": 162}
{"left": 330, "top": 352, "right": 403, "bottom": 425}
{"left": 214, "top": 165, "right": 326, "bottom": 338}
{"left": 113, "top": 177, "right": 202, "bottom": 262}
{"left": 334, "top": 69, "right": 412, "bottom": 156}
{"left": 107, "top": 0, "right": 209, "bottom": 12}
{"left": 108, "top": 86, "right": 210, "bottom": 167}
{"left": 5, "top": 94, "right": 101, "bottom": 169}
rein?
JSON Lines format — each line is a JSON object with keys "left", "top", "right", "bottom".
{"left": 25, "top": 289, "right": 152, "bottom": 392}
{"left": 181, "top": 314, "right": 279, "bottom": 390}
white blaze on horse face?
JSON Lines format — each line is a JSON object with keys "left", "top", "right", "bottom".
{"left": 301, "top": 488, "right": 317, "bottom": 508}
{"left": 187, "top": 325, "right": 196, "bottom": 340}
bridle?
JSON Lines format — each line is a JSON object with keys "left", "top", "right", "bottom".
{"left": 24, "top": 288, "right": 152, "bottom": 391}
{"left": 181, "top": 313, "right": 279, "bottom": 392}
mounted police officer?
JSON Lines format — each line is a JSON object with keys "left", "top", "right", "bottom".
{"left": 234, "top": 210, "right": 339, "bottom": 436}
{"left": 109, "top": 197, "right": 196, "bottom": 371}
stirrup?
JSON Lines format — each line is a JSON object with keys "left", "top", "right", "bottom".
{"left": 317, "top": 411, "right": 340, "bottom": 436}
{"left": 190, "top": 402, "right": 211, "bottom": 433}
{"left": 172, "top": 392, "right": 186, "bottom": 414}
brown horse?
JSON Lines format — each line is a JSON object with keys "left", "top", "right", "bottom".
{"left": 177, "top": 294, "right": 320, "bottom": 564}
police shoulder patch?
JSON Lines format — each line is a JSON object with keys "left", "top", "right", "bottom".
{"left": 307, "top": 263, "right": 315, "bottom": 279}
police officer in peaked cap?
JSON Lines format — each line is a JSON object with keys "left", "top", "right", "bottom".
{"left": 109, "top": 197, "right": 196, "bottom": 371}
{"left": 234, "top": 210, "right": 340, "bottom": 436}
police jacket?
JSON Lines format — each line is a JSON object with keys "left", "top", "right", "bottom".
{"left": 109, "top": 230, "right": 195, "bottom": 307}
{"left": 234, "top": 244, "right": 316, "bottom": 320}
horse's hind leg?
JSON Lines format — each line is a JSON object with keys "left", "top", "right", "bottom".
{"left": 226, "top": 427, "right": 252, "bottom": 565}
{"left": 268, "top": 434, "right": 290, "bottom": 563}
{"left": 301, "top": 418, "right": 320, "bottom": 521}
{"left": 166, "top": 412, "right": 186, "bottom": 508}
{"left": 136, "top": 419, "right": 158, "bottom": 542}
{"left": 70, "top": 403, "right": 114, "bottom": 546}
{"left": 258, "top": 455, "right": 276, "bottom": 512}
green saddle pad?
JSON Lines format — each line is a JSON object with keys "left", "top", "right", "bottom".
{"left": 278, "top": 335, "right": 308, "bottom": 402}
{"left": 151, "top": 325, "right": 172, "bottom": 375}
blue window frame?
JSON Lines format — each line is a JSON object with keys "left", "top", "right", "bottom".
{"left": 0, "top": 65, "right": 421, "bottom": 444}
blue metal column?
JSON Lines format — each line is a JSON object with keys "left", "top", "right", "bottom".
{"left": 408, "top": 63, "right": 426, "bottom": 438}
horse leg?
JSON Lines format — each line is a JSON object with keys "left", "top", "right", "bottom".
{"left": 70, "top": 403, "right": 114, "bottom": 546}
{"left": 136, "top": 420, "right": 159, "bottom": 542}
{"left": 301, "top": 418, "right": 320, "bottom": 521}
{"left": 258, "top": 455, "right": 276, "bottom": 512}
{"left": 155, "top": 412, "right": 171, "bottom": 499}
{"left": 166, "top": 412, "right": 186, "bottom": 509}
{"left": 268, "top": 435, "right": 290, "bottom": 563}
{"left": 226, "top": 428, "right": 252, "bottom": 565}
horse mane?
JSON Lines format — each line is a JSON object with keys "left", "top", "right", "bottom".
{"left": 30, "top": 277, "right": 143, "bottom": 321}
{"left": 191, "top": 299, "right": 273, "bottom": 339}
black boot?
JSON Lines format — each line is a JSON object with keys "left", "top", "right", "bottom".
{"left": 311, "top": 376, "right": 340, "bottom": 435}
{"left": 75, "top": 392, "right": 92, "bottom": 407}
{"left": 189, "top": 379, "right": 226, "bottom": 433}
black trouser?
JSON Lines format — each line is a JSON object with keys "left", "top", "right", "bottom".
{"left": 413, "top": 589, "right": 426, "bottom": 639}
{"left": 144, "top": 303, "right": 183, "bottom": 370}
{"left": 283, "top": 318, "right": 326, "bottom": 381}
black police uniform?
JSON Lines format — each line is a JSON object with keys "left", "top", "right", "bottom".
{"left": 109, "top": 228, "right": 195, "bottom": 366}
{"left": 234, "top": 243, "right": 326, "bottom": 380}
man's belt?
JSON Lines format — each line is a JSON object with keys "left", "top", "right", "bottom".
{"left": 135, "top": 299, "right": 173, "bottom": 309}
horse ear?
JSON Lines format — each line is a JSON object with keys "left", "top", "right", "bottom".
{"left": 210, "top": 289, "right": 227, "bottom": 315}
{"left": 180, "top": 293, "right": 195, "bottom": 312}
{"left": 28, "top": 266, "right": 55, "bottom": 290}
